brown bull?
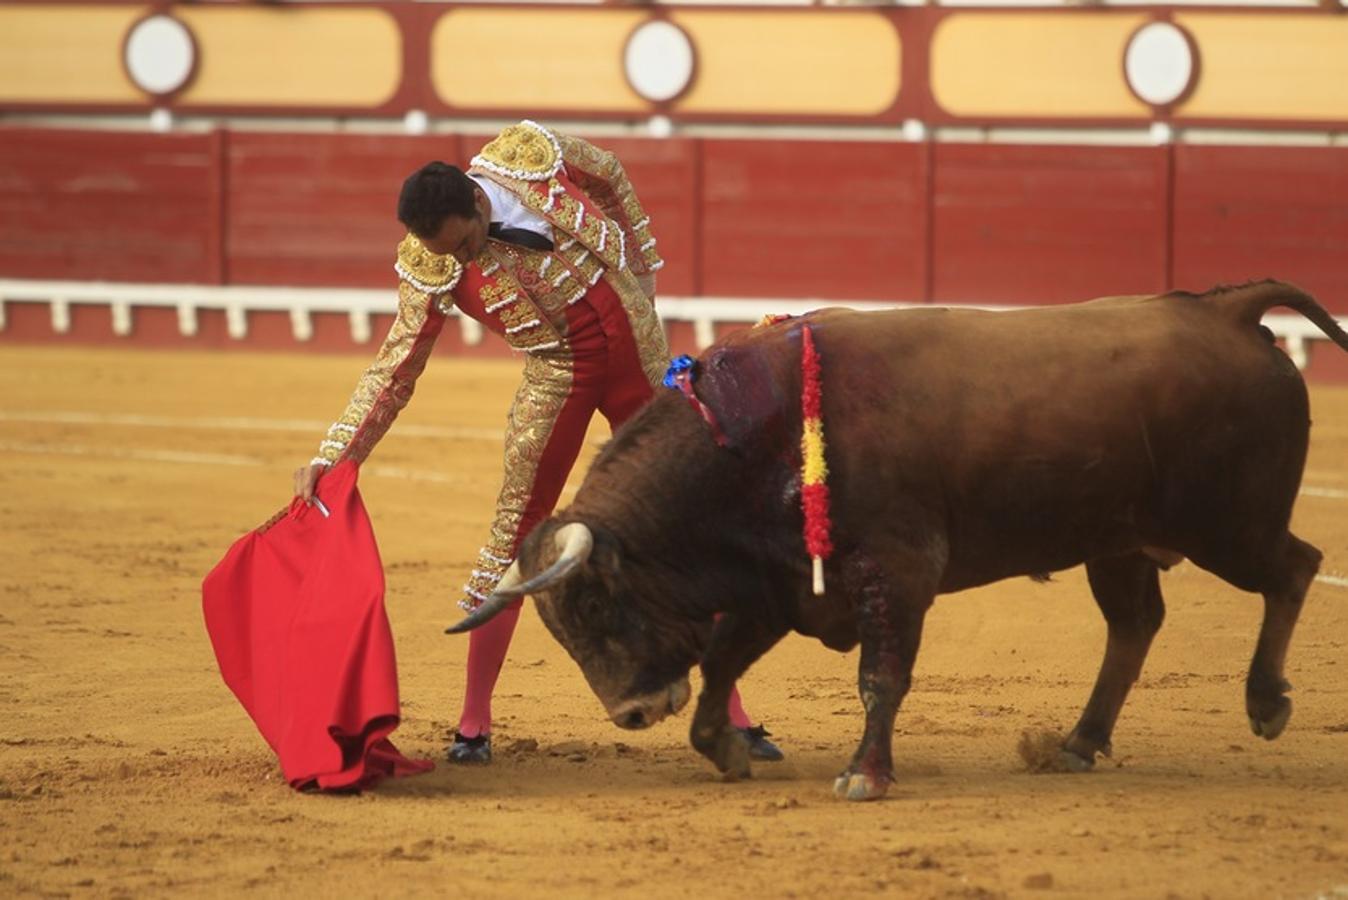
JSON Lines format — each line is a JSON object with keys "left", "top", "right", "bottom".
{"left": 449, "top": 280, "right": 1348, "bottom": 801}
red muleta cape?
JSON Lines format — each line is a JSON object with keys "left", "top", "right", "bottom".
{"left": 202, "top": 461, "right": 433, "bottom": 790}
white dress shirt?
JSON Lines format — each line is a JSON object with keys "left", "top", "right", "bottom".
{"left": 469, "top": 173, "right": 555, "bottom": 243}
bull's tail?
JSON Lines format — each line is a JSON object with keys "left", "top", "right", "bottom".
{"left": 1203, "top": 279, "right": 1348, "bottom": 354}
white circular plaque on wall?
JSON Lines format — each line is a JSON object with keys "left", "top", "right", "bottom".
{"left": 125, "top": 14, "right": 197, "bottom": 97}
{"left": 1124, "top": 23, "right": 1196, "bottom": 108}
{"left": 624, "top": 20, "right": 695, "bottom": 105}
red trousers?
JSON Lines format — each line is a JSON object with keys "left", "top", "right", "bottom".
{"left": 513, "top": 280, "right": 655, "bottom": 550}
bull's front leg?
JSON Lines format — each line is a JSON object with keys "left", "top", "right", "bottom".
{"left": 690, "top": 613, "right": 785, "bottom": 781}
{"left": 836, "top": 556, "right": 934, "bottom": 802}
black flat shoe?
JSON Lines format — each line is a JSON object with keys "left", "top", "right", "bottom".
{"left": 447, "top": 731, "right": 491, "bottom": 764}
{"left": 740, "top": 725, "right": 785, "bottom": 762}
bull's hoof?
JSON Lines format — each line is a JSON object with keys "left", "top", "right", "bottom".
{"left": 832, "top": 771, "right": 890, "bottom": 802}
{"left": 713, "top": 728, "right": 753, "bottom": 781}
{"left": 1058, "top": 731, "right": 1108, "bottom": 772}
{"left": 1249, "top": 695, "right": 1292, "bottom": 741}
{"left": 1059, "top": 750, "right": 1095, "bottom": 773}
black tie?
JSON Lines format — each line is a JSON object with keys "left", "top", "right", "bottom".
{"left": 488, "top": 222, "right": 554, "bottom": 253}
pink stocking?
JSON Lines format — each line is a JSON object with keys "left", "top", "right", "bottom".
{"left": 456, "top": 599, "right": 523, "bottom": 737}
{"left": 727, "top": 684, "right": 754, "bottom": 730}
{"left": 710, "top": 613, "right": 755, "bottom": 729}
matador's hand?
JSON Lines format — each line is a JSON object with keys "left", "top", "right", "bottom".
{"left": 293, "top": 462, "right": 329, "bottom": 503}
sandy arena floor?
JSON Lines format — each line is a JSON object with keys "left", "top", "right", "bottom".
{"left": 1, "top": 344, "right": 1346, "bottom": 899}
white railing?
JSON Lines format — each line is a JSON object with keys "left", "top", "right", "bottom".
{"left": 0, "top": 278, "right": 1341, "bottom": 370}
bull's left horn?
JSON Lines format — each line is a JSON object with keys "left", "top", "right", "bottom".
{"left": 444, "top": 523, "right": 594, "bottom": 634}
{"left": 442, "top": 560, "right": 525, "bottom": 634}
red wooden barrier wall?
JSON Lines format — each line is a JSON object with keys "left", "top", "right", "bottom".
{"left": 930, "top": 144, "right": 1171, "bottom": 305}
{"left": 226, "top": 132, "right": 461, "bottom": 287}
{"left": 0, "top": 128, "right": 222, "bottom": 283}
{"left": 700, "top": 140, "right": 929, "bottom": 301}
{"left": 1172, "top": 145, "right": 1348, "bottom": 311}
{"left": 1, "top": 128, "right": 1346, "bottom": 317}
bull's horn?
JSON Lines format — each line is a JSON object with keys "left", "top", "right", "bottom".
{"left": 444, "top": 523, "right": 594, "bottom": 634}
{"left": 494, "top": 559, "right": 525, "bottom": 595}
{"left": 444, "top": 589, "right": 515, "bottom": 635}
{"left": 442, "top": 560, "right": 526, "bottom": 634}
{"left": 510, "top": 522, "right": 594, "bottom": 596}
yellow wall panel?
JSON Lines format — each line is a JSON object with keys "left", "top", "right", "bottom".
{"left": 0, "top": 5, "right": 145, "bottom": 103}
{"left": 433, "top": 9, "right": 646, "bottom": 112}
{"left": 670, "top": 11, "right": 899, "bottom": 116}
{"left": 174, "top": 7, "right": 401, "bottom": 107}
{"left": 1176, "top": 15, "right": 1348, "bottom": 122}
{"left": 932, "top": 14, "right": 1150, "bottom": 118}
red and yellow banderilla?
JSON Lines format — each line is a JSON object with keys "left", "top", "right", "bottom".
{"left": 800, "top": 324, "right": 832, "bottom": 596}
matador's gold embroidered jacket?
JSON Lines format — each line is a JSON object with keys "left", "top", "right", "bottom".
{"left": 310, "top": 121, "right": 670, "bottom": 601}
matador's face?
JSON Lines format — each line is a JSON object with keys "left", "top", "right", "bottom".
{"left": 422, "top": 184, "right": 491, "bottom": 264}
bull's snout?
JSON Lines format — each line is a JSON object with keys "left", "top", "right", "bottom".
{"left": 609, "top": 677, "right": 692, "bottom": 730}
{"left": 620, "top": 708, "right": 651, "bottom": 729}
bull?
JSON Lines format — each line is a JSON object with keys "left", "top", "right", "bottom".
{"left": 449, "top": 280, "right": 1348, "bottom": 801}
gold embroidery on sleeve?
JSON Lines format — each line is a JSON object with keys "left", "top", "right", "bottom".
{"left": 315, "top": 280, "right": 441, "bottom": 465}
{"left": 554, "top": 132, "right": 664, "bottom": 276}
{"left": 603, "top": 271, "right": 670, "bottom": 388}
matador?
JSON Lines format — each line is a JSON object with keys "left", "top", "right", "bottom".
{"left": 294, "top": 120, "right": 784, "bottom": 765}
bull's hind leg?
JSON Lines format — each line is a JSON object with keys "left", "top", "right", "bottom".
{"left": 1246, "top": 534, "right": 1321, "bottom": 740}
{"left": 1063, "top": 552, "right": 1165, "bottom": 769}
{"left": 690, "top": 614, "right": 785, "bottom": 780}
{"left": 835, "top": 555, "right": 934, "bottom": 802}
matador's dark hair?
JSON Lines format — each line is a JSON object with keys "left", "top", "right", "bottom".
{"left": 397, "top": 162, "right": 477, "bottom": 239}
